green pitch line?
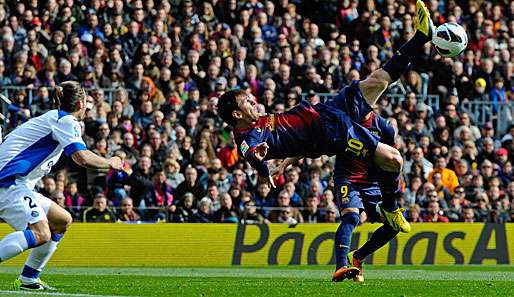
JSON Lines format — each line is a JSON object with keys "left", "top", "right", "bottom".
{"left": 0, "top": 266, "right": 512, "bottom": 297}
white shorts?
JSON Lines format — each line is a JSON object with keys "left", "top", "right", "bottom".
{"left": 0, "top": 184, "right": 52, "bottom": 231}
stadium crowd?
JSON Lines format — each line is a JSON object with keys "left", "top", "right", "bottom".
{"left": 0, "top": 0, "right": 513, "bottom": 224}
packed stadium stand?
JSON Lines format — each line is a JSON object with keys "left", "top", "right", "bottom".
{"left": 0, "top": 0, "right": 513, "bottom": 224}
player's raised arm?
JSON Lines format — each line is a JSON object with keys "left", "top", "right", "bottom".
{"left": 71, "top": 150, "right": 123, "bottom": 170}
{"left": 49, "top": 81, "right": 124, "bottom": 171}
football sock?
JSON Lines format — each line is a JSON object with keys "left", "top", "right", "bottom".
{"left": 335, "top": 212, "right": 360, "bottom": 269}
{"left": 19, "top": 233, "right": 63, "bottom": 284}
{"left": 378, "top": 171, "right": 400, "bottom": 212}
{"left": 0, "top": 230, "right": 35, "bottom": 262}
{"left": 382, "top": 31, "right": 427, "bottom": 81}
{"left": 354, "top": 223, "right": 398, "bottom": 260}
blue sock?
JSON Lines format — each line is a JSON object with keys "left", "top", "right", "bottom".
{"left": 51, "top": 233, "right": 64, "bottom": 242}
{"left": 382, "top": 32, "right": 427, "bottom": 81}
{"left": 334, "top": 212, "right": 360, "bottom": 269}
{"left": 23, "top": 229, "right": 37, "bottom": 249}
{"left": 354, "top": 224, "right": 399, "bottom": 260}
{"left": 21, "top": 265, "right": 41, "bottom": 280}
{"left": 379, "top": 171, "right": 400, "bottom": 212}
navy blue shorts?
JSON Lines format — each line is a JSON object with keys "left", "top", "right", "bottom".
{"left": 326, "top": 80, "right": 373, "bottom": 122}
{"left": 315, "top": 81, "right": 379, "bottom": 159}
{"left": 334, "top": 178, "right": 383, "bottom": 223}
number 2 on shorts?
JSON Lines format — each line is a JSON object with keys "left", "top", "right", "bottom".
{"left": 24, "top": 196, "right": 37, "bottom": 209}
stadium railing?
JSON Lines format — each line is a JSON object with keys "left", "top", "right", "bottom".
{"left": 45, "top": 204, "right": 448, "bottom": 223}
{"left": 0, "top": 86, "right": 127, "bottom": 132}
{"left": 460, "top": 100, "right": 513, "bottom": 134}
{"left": 300, "top": 92, "right": 440, "bottom": 113}
{"left": 1, "top": 85, "right": 509, "bottom": 135}
{"left": 301, "top": 91, "right": 512, "bottom": 135}
{"left": 0, "top": 86, "right": 122, "bottom": 106}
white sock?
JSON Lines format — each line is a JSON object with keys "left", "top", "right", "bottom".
{"left": 0, "top": 231, "right": 31, "bottom": 262}
{"left": 19, "top": 237, "right": 60, "bottom": 283}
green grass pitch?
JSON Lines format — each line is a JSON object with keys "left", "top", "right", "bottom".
{"left": 0, "top": 265, "right": 512, "bottom": 297}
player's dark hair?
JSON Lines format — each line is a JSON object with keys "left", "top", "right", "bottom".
{"left": 52, "top": 81, "right": 85, "bottom": 112}
{"left": 218, "top": 89, "right": 246, "bottom": 126}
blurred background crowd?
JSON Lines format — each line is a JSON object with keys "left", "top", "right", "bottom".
{"left": 0, "top": 0, "right": 513, "bottom": 224}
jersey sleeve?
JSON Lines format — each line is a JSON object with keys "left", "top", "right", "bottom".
{"left": 52, "top": 116, "right": 87, "bottom": 156}
{"left": 238, "top": 135, "right": 270, "bottom": 177}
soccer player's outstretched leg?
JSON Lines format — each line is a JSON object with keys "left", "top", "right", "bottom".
{"left": 332, "top": 0, "right": 434, "bottom": 281}
{"left": 352, "top": 0, "right": 434, "bottom": 233}
{"left": 0, "top": 81, "right": 124, "bottom": 290}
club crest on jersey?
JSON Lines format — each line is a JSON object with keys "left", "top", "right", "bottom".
{"left": 241, "top": 141, "right": 249, "bottom": 155}
{"left": 266, "top": 115, "right": 275, "bottom": 131}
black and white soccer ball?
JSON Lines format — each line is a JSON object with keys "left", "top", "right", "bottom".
{"left": 432, "top": 22, "right": 468, "bottom": 58}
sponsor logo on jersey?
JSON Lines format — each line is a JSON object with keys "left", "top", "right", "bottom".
{"left": 31, "top": 211, "right": 39, "bottom": 218}
{"left": 241, "top": 141, "right": 249, "bottom": 156}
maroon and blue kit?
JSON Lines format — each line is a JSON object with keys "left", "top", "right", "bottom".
{"left": 315, "top": 81, "right": 396, "bottom": 221}
{"left": 233, "top": 81, "right": 380, "bottom": 178}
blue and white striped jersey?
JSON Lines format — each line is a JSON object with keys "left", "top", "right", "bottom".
{"left": 0, "top": 110, "right": 86, "bottom": 190}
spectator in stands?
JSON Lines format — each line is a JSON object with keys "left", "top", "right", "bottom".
{"left": 1, "top": 0, "right": 512, "bottom": 224}
{"left": 50, "top": 190, "right": 73, "bottom": 217}
{"left": 323, "top": 204, "right": 339, "bottom": 223}
{"left": 39, "top": 176, "right": 57, "bottom": 198}
{"left": 142, "top": 169, "right": 173, "bottom": 221}
{"left": 423, "top": 201, "right": 449, "bottom": 223}
{"left": 169, "top": 193, "right": 196, "bottom": 223}
{"left": 176, "top": 166, "right": 206, "bottom": 202}
{"left": 268, "top": 190, "right": 304, "bottom": 223}
{"left": 462, "top": 207, "right": 476, "bottom": 223}
{"left": 302, "top": 193, "right": 324, "bottom": 223}
{"left": 83, "top": 194, "right": 116, "bottom": 223}
{"left": 408, "top": 204, "right": 423, "bottom": 223}
{"left": 241, "top": 201, "right": 267, "bottom": 224}
{"left": 213, "top": 193, "right": 238, "bottom": 223}
{"left": 128, "top": 156, "right": 153, "bottom": 207}
{"left": 118, "top": 197, "right": 141, "bottom": 222}
{"left": 474, "top": 194, "right": 491, "bottom": 222}
{"left": 194, "top": 197, "right": 213, "bottom": 223}
{"left": 404, "top": 147, "right": 433, "bottom": 180}
{"left": 64, "top": 181, "right": 85, "bottom": 220}
{"left": 428, "top": 156, "right": 459, "bottom": 193}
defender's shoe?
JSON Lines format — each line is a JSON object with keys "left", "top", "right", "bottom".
{"left": 348, "top": 251, "right": 364, "bottom": 282}
{"left": 14, "top": 278, "right": 55, "bottom": 291}
{"left": 380, "top": 206, "right": 411, "bottom": 233}
{"left": 332, "top": 266, "right": 360, "bottom": 282}
{"left": 415, "top": 0, "right": 435, "bottom": 42}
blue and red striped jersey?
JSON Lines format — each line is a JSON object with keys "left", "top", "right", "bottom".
{"left": 233, "top": 101, "right": 322, "bottom": 177}
{"left": 334, "top": 112, "right": 396, "bottom": 184}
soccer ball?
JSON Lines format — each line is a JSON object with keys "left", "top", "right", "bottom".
{"left": 432, "top": 22, "right": 468, "bottom": 58}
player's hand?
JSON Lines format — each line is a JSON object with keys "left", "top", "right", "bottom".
{"left": 270, "top": 162, "right": 286, "bottom": 178}
{"left": 109, "top": 156, "right": 124, "bottom": 170}
{"left": 254, "top": 142, "right": 269, "bottom": 161}
{"left": 258, "top": 175, "right": 276, "bottom": 188}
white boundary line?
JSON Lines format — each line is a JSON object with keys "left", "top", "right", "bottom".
{"left": 0, "top": 290, "right": 135, "bottom": 297}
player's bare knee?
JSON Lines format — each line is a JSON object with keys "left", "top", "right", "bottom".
{"left": 53, "top": 212, "right": 73, "bottom": 234}
{"left": 60, "top": 212, "right": 73, "bottom": 233}
{"left": 388, "top": 150, "right": 403, "bottom": 172}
